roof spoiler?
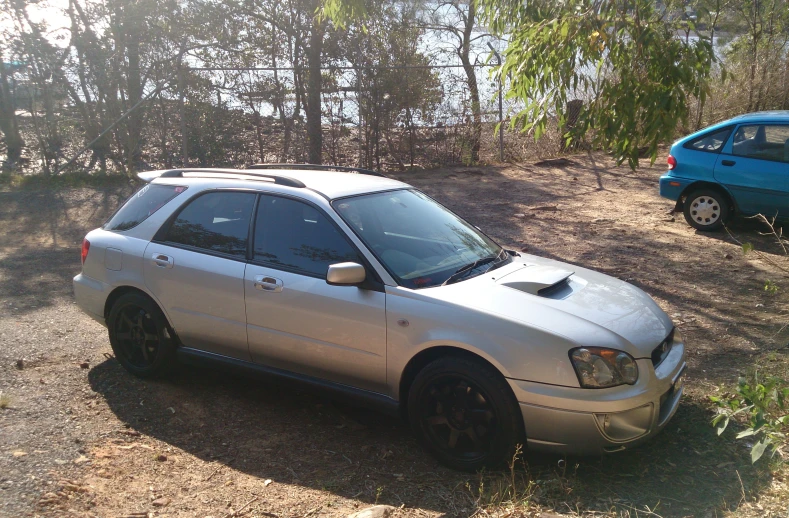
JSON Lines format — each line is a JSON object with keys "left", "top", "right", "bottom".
{"left": 137, "top": 170, "right": 166, "bottom": 183}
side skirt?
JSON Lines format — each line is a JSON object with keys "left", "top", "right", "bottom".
{"left": 176, "top": 347, "right": 401, "bottom": 417}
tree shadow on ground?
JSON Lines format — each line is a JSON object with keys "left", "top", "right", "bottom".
{"left": 0, "top": 247, "right": 81, "bottom": 313}
{"left": 89, "top": 358, "right": 772, "bottom": 517}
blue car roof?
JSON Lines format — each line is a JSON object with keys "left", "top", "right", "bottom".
{"left": 677, "top": 111, "right": 789, "bottom": 145}
{"left": 729, "top": 110, "right": 789, "bottom": 122}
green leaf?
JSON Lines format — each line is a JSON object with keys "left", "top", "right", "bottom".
{"left": 751, "top": 438, "right": 771, "bottom": 463}
{"left": 736, "top": 428, "right": 756, "bottom": 439}
{"left": 742, "top": 243, "right": 754, "bottom": 254}
{"left": 713, "top": 414, "right": 730, "bottom": 435}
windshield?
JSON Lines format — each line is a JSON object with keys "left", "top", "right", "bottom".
{"left": 333, "top": 189, "right": 507, "bottom": 289}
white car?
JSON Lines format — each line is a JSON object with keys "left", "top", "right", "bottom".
{"left": 73, "top": 164, "right": 687, "bottom": 471}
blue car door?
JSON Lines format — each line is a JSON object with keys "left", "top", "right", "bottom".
{"left": 714, "top": 123, "right": 789, "bottom": 218}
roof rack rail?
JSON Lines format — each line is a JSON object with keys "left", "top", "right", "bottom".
{"left": 247, "top": 163, "right": 388, "bottom": 178}
{"left": 158, "top": 169, "right": 306, "bottom": 188}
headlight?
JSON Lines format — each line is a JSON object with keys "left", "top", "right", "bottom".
{"left": 570, "top": 347, "right": 639, "bottom": 388}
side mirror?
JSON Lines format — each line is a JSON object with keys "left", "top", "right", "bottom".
{"left": 326, "top": 262, "right": 366, "bottom": 286}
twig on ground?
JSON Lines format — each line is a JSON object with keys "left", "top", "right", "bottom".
{"left": 736, "top": 469, "right": 747, "bottom": 507}
{"left": 205, "top": 466, "right": 222, "bottom": 481}
{"left": 723, "top": 224, "right": 789, "bottom": 275}
{"left": 221, "top": 496, "right": 259, "bottom": 518}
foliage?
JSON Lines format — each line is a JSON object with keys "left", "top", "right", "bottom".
{"left": 687, "top": 0, "right": 789, "bottom": 128}
{"left": 711, "top": 372, "right": 789, "bottom": 463}
{"left": 478, "top": 0, "right": 715, "bottom": 169}
{"left": 321, "top": 0, "right": 717, "bottom": 168}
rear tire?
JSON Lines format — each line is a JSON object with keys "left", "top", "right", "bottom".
{"left": 407, "top": 356, "right": 523, "bottom": 472}
{"left": 107, "top": 293, "right": 177, "bottom": 378}
{"left": 683, "top": 189, "right": 730, "bottom": 231}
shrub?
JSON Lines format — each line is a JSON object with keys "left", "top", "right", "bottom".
{"left": 711, "top": 372, "right": 789, "bottom": 463}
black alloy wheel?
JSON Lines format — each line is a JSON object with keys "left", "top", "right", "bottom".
{"left": 108, "top": 293, "right": 176, "bottom": 378}
{"left": 408, "top": 356, "right": 523, "bottom": 472}
{"left": 420, "top": 375, "right": 497, "bottom": 460}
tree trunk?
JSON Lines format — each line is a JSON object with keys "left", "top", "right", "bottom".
{"left": 460, "top": 0, "right": 481, "bottom": 163}
{"left": 305, "top": 19, "right": 324, "bottom": 164}
{"left": 0, "top": 57, "right": 24, "bottom": 166}
{"left": 272, "top": 40, "right": 292, "bottom": 161}
{"left": 125, "top": 21, "right": 144, "bottom": 172}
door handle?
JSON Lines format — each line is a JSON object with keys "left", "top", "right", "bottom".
{"left": 254, "top": 275, "right": 283, "bottom": 292}
{"left": 151, "top": 253, "right": 174, "bottom": 268}
{"left": 721, "top": 159, "right": 736, "bottom": 166}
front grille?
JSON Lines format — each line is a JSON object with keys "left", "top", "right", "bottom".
{"left": 651, "top": 328, "right": 674, "bottom": 367}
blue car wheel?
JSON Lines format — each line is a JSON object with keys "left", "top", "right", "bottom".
{"left": 683, "top": 189, "right": 730, "bottom": 231}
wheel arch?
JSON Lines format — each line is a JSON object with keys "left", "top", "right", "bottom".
{"left": 398, "top": 345, "right": 519, "bottom": 419}
{"left": 103, "top": 285, "right": 170, "bottom": 327}
{"left": 678, "top": 181, "right": 738, "bottom": 214}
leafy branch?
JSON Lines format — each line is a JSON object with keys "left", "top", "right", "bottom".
{"left": 711, "top": 373, "right": 789, "bottom": 463}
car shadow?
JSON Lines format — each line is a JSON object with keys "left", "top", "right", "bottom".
{"left": 88, "top": 358, "right": 772, "bottom": 517}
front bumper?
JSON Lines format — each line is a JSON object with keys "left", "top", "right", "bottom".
{"left": 73, "top": 273, "right": 110, "bottom": 326}
{"left": 508, "top": 338, "right": 686, "bottom": 455}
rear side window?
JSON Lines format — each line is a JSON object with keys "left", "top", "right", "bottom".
{"left": 163, "top": 191, "right": 256, "bottom": 258}
{"left": 683, "top": 127, "right": 732, "bottom": 153}
{"left": 104, "top": 184, "right": 186, "bottom": 231}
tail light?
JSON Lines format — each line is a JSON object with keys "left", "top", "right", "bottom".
{"left": 81, "top": 238, "right": 91, "bottom": 265}
{"left": 667, "top": 155, "right": 677, "bottom": 170}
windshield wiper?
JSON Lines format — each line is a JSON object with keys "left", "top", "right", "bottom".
{"left": 441, "top": 250, "right": 505, "bottom": 286}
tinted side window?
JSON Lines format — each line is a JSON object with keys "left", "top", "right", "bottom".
{"left": 732, "top": 124, "right": 789, "bottom": 162}
{"left": 683, "top": 127, "right": 731, "bottom": 153}
{"left": 104, "top": 184, "right": 186, "bottom": 231}
{"left": 164, "top": 191, "right": 256, "bottom": 257}
{"left": 253, "top": 196, "right": 360, "bottom": 276}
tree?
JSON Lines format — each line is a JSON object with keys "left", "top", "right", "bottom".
{"left": 420, "top": 0, "right": 491, "bottom": 163}
{"left": 0, "top": 53, "right": 25, "bottom": 168}
{"left": 343, "top": 4, "right": 441, "bottom": 169}
{"left": 321, "top": 0, "right": 716, "bottom": 168}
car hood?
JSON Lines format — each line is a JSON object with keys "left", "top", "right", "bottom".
{"left": 423, "top": 254, "right": 673, "bottom": 359}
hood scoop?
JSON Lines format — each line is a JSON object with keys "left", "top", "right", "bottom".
{"left": 497, "top": 265, "right": 574, "bottom": 296}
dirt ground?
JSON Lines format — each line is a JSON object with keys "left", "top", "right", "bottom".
{"left": 1, "top": 154, "right": 788, "bottom": 518}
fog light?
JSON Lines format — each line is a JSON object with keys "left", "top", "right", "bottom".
{"left": 594, "top": 404, "right": 653, "bottom": 441}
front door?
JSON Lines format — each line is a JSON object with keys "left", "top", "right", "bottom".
{"left": 244, "top": 194, "right": 387, "bottom": 393}
{"left": 716, "top": 123, "right": 789, "bottom": 217}
{"left": 144, "top": 190, "right": 257, "bottom": 360}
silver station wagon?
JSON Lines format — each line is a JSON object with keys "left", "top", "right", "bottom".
{"left": 73, "top": 165, "right": 687, "bottom": 471}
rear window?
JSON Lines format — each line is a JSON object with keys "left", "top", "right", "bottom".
{"left": 104, "top": 184, "right": 186, "bottom": 231}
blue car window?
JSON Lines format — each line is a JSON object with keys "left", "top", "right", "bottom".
{"left": 732, "top": 124, "right": 789, "bottom": 163}
{"left": 683, "top": 127, "right": 731, "bottom": 153}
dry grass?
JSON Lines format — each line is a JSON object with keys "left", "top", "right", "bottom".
{"left": 0, "top": 390, "right": 10, "bottom": 409}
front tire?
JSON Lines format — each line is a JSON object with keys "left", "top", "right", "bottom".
{"left": 107, "top": 293, "right": 177, "bottom": 378}
{"left": 407, "top": 356, "right": 523, "bottom": 472}
{"left": 683, "top": 189, "right": 730, "bottom": 231}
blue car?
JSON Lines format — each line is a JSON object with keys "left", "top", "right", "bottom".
{"left": 660, "top": 111, "right": 789, "bottom": 230}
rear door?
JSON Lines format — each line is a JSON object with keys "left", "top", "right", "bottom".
{"left": 144, "top": 190, "right": 257, "bottom": 360}
{"left": 244, "top": 194, "right": 387, "bottom": 393}
{"left": 715, "top": 123, "right": 789, "bottom": 217}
